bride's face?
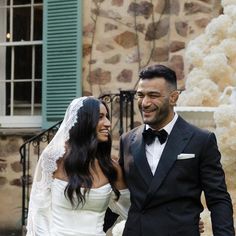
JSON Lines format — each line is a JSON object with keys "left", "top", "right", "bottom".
{"left": 96, "top": 104, "right": 111, "bottom": 142}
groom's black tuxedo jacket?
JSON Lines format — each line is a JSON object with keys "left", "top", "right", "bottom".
{"left": 120, "top": 116, "right": 234, "bottom": 236}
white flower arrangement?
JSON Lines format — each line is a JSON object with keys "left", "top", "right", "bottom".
{"left": 179, "top": 0, "right": 236, "bottom": 157}
{"left": 180, "top": 1, "right": 236, "bottom": 107}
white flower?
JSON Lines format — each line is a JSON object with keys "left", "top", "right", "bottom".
{"left": 185, "top": 68, "right": 210, "bottom": 90}
{"left": 189, "top": 35, "right": 208, "bottom": 48}
{"left": 178, "top": 79, "right": 220, "bottom": 107}
{"left": 223, "top": 5, "right": 236, "bottom": 20}
{"left": 177, "top": 87, "right": 204, "bottom": 106}
{"left": 203, "top": 53, "right": 228, "bottom": 71}
{"left": 185, "top": 45, "right": 204, "bottom": 67}
{"left": 205, "top": 15, "right": 232, "bottom": 41}
{"left": 211, "top": 38, "right": 236, "bottom": 60}
{"left": 221, "top": 0, "right": 236, "bottom": 8}
{"left": 214, "top": 104, "right": 236, "bottom": 125}
{"left": 213, "top": 104, "right": 236, "bottom": 157}
{"left": 228, "top": 22, "right": 236, "bottom": 38}
{"left": 202, "top": 53, "right": 234, "bottom": 90}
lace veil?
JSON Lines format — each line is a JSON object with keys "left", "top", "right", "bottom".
{"left": 26, "top": 96, "right": 88, "bottom": 235}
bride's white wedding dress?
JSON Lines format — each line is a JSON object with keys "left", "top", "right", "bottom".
{"left": 29, "top": 178, "right": 130, "bottom": 236}
{"left": 26, "top": 98, "right": 130, "bottom": 236}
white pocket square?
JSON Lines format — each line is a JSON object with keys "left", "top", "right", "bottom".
{"left": 177, "top": 153, "right": 195, "bottom": 160}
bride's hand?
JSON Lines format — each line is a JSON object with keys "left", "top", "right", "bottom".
{"left": 199, "top": 218, "right": 204, "bottom": 233}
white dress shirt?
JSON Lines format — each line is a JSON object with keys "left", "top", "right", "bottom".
{"left": 145, "top": 113, "right": 178, "bottom": 175}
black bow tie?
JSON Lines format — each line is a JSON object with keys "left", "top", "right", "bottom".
{"left": 142, "top": 128, "right": 168, "bottom": 145}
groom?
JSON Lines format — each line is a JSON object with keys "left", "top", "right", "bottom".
{"left": 119, "top": 64, "right": 235, "bottom": 236}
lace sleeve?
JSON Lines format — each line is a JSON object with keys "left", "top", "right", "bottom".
{"left": 26, "top": 157, "right": 52, "bottom": 236}
{"left": 109, "top": 189, "right": 130, "bottom": 220}
{"left": 26, "top": 189, "right": 51, "bottom": 236}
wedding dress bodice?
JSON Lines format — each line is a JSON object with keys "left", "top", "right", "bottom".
{"left": 49, "top": 178, "right": 130, "bottom": 236}
{"left": 26, "top": 178, "right": 130, "bottom": 236}
{"left": 51, "top": 178, "right": 111, "bottom": 236}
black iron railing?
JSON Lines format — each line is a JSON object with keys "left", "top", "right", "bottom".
{"left": 99, "top": 90, "right": 136, "bottom": 135}
{"left": 19, "top": 90, "right": 136, "bottom": 227}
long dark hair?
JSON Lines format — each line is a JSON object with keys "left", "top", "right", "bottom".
{"left": 63, "top": 97, "right": 119, "bottom": 207}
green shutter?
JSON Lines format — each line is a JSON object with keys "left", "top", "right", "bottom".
{"left": 42, "top": 0, "right": 82, "bottom": 128}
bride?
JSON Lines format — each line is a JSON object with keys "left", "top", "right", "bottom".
{"left": 26, "top": 96, "right": 130, "bottom": 236}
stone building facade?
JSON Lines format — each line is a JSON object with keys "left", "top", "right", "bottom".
{"left": 82, "top": 0, "right": 222, "bottom": 95}
{"left": 1, "top": 1, "right": 233, "bottom": 235}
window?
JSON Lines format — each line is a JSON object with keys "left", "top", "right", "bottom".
{"left": 0, "top": 0, "right": 43, "bottom": 128}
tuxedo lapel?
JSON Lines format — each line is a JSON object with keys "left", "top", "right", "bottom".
{"left": 130, "top": 125, "right": 153, "bottom": 185}
{"left": 145, "top": 117, "right": 194, "bottom": 202}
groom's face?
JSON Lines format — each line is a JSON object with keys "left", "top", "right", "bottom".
{"left": 137, "top": 77, "right": 174, "bottom": 130}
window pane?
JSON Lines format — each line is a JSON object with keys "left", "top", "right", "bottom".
{"left": 14, "top": 81, "right": 31, "bottom": 115}
{"left": 34, "top": 5, "right": 42, "bottom": 40}
{"left": 35, "top": 45, "right": 42, "bottom": 79}
{"left": 6, "top": 81, "right": 11, "bottom": 115}
{"left": 13, "top": 0, "right": 31, "bottom": 5}
{"left": 6, "top": 8, "right": 10, "bottom": 42}
{"left": 12, "top": 81, "right": 42, "bottom": 115}
{"left": 34, "top": 0, "right": 43, "bottom": 3}
{"left": 14, "top": 46, "right": 32, "bottom": 79}
{"left": 14, "top": 82, "right": 31, "bottom": 103}
{"left": 35, "top": 81, "right": 41, "bottom": 104}
{"left": 3, "top": 0, "right": 10, "bottom": 6}
{"left": 6, "top": 47, "right": 11, "bottom": 80}
{"left": 13, "top": 7, "right": 31, "bottom": 41}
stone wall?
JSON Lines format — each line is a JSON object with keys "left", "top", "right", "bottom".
{"left": 82, "top": 0, "right": 222, "bottom": 95}
{"left": 0, "top": 135, "right": 24, "bottom": 232}
{"left": 0, "top": 133, "right": 44, "bottom": 234}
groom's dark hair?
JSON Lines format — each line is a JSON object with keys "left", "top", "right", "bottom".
{"left": 139, "top": 64, "right": 177, "bottom": 89}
